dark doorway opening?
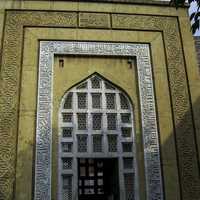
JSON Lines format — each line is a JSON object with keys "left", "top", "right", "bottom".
{"left": 78, "top": 158, "right": 120, "bottom": 200}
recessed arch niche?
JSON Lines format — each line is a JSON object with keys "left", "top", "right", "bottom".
{"left": 58, "top": 73, "right": 138, "bottom": 200}
{"left": 35, "top": 41, "right": 163, "bottom": 200}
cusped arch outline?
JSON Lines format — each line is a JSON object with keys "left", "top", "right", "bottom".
{"left": 60, "top": 72, "right": 135, "bottom": 110}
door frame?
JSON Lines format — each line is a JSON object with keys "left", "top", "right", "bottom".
{"left": 34, "top": 41, "right": 163, "bottom": 200}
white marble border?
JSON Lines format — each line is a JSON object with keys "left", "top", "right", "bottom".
{"left": 35, "top": 41, "right": 163, "bottom": 200}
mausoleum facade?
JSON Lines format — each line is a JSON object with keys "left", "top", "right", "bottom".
{"left": 0, "top": 0, "right": 200, "bottom": 200}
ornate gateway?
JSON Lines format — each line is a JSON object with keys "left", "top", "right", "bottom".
{"left": 58, "top": 74, "right": 137, "bottom": 200}
{"left": 35, "top": 41, "right": 163, "bottom": 200}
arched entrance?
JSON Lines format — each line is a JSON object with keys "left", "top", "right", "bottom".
{"left": 58, "top": 74, "right": 137, "bottom": 200}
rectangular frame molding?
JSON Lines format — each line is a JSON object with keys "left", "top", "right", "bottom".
{"left": 35, "top": 41, "right": 163, "bottom": 200}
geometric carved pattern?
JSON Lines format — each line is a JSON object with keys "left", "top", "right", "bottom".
{"left": 59, "top": 74, "right": 137, "bottom": 200}
{"left": 77, "top": 113, "right": 87, "bottom": 130}
{"left": 107, "top": 113, "right": 117, "bottom": 130}
{"left": 38, "top": 41, "right": 162, "bottom": 200}
{"left": 62, "top": 128, "right": 73, "bottom": 138}
{"left": 77, "top": 93, "right": 87, "bottom": 109}
{"left": 64, "top": 92, "right": 73, "bottom": 109}
{"left": 124, "top": 173, "right": 135, "bottom": 200}
{"left": 106, "top": 93, "right": 115, "bottom": 109}
{"left": 92, "top": 93, "right": 101, "bottom": 109}
{"left": 77, "top": 135, "right": 88, "bottom": 152}
{"left": 62, "top": 176, "right": 72, "bottom": 200}
{"left": 107, "top": 135, "right": 118, "bottom": 152}
{"left": 62, "top": 158, "right": 73, "bottom": 169}
{"left": 0, "top": 9, "right": 198, "bottom": 200}
{"left": 92, "top": 113, "right": 102, "bottom": 130}
{"left": 91, "top": 76, "right": 101, "bottom": 89}
{"left": 122, "top": 143, "right": 133, "bottom": 153}
{"left": 120, "top": 93, "right": 129, "bottom": 109}
{"left": 93, "top": 135, "right": 102, "bottom": 152}
{"left": 123, "top": 158, "right": 134, "bottom": 169}
{"left": 112, "top": 14, "right": 200, "bottom": 199}
{"left": 121, "top": 127, "right": 132, "bottom": 138}
{"left": 63, "top": 113, "right": 73, "bottom": 123}
{"left": 0, "top": 11, "right": 77, "bottom": 200}
{"left": 121, "top": 113, "right": 131, "bottom": 123}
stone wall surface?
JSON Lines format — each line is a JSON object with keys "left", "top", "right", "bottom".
{"left": 0, "top": 0, "right": 199, "bottom": 200}
{"left": 194, "top": 36, "right": 200, "bottom": 71}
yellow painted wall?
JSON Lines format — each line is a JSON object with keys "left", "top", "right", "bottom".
{"left": 0, "top": 1, "right": 200, "bottom": 200}
{"left": 52, "top": 56, "right": 140, "bottom": 199}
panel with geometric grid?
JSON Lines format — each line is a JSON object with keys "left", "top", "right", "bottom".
{"left": 58, "top": 74, "right": 137, "bottom": 200}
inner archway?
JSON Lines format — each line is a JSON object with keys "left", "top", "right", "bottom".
{"left": 58, "top": 73, "right": 138, "bottom": 200}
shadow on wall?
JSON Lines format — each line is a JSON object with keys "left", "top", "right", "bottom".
{"left": 8, "top": 98, "right": 200, "bottom": 200}
{"left": 161, "top": 96, "right": 200, "bottom": 200}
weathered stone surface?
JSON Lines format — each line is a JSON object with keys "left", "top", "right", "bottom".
{"left": 0, "top": 11, "right": 78, "bottom": 200}
{"left": 112, "top": 13, "right": 200, "bottom": 199}
{"left": 0, "top": 6, "right": 199, "bottom": 200}
{"left": 79, "top": 12, "right": 110, "bottom": 28}
{"left": 194, "top": 36, "right": 200, "bottom": 71}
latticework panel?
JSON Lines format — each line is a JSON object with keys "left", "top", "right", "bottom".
{"left": 105, "top": 82, "right": 115, "bottom": 90}
{"left": 108, "top": 135, "right": 118, "bottom": 152}
{"left": 120, "top": 93, "right": 129, "bottom": 109}
{"left": 107, "top": 113, "right": 117, "bottom": 130}
{"left": 106, "top": 93, "right": 116, "bottom": 109}
{"left": 76, "top": 82, "right": 87, "bottom": 89}
{"left": 124, "top": 173, "right": 135, "bottom": 200}
{"left": 122, "top": 143, "right": 133, "bottom": 153}
{"left": 77, "top": 113, "right": 87, "bottom": 130}
{"left": 62, "top": 176, "right": 72, "bottom": 200}
{"left": 59, "top": 74, "right": 136, "bottom": 200}
{"left": 77, "top": 135, "right": 88, "bottom": 152}
{"left": 121, "top": 113, "right": 131, "bottom": 123}
{"left": 63, "top": 113, "right": 73, "bottom": 123}
{"left": 121, "top": 127, "right": 132, "bottom": 138}
{"left": 62, "top": 127, "right": 73, "bottom": 138}
{"left": 78, "top": 93, "right": 87, "bottom": 109}
{"left": 93, "top": 135, "right": 102, "bottom": 152}
{"left": 92, "top": 113, "right": 102, "bottom": 130}
{"left": 64, "top": 92, "right": 73, "bottom": 109}
{"left": 92, "top": 93, "right": 101, "bottom": 109}
{"left": 62, "top": 142, "right": 73, "bottom": 153}
{"left": 62, "top": 158, "right": 73, "bottom": 169}
{"left": 123, "top": 158, "right": 134, "bottom": 169}
{"left": 91, "top": 76, "right": 101, "bottom": 89}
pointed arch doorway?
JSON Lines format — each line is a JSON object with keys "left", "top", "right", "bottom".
{"left": 58, "top": 74, "right": 137, "bottom": 200}
{"left": 35, "top": 41, "right": 163, "bottom": 200}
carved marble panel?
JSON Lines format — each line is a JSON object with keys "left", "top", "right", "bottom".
{"left": 35, "top": 41, "right": 163, "bottom": 200}
{"left": 79, "top": 13, "right": 110, "bottom": 28}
